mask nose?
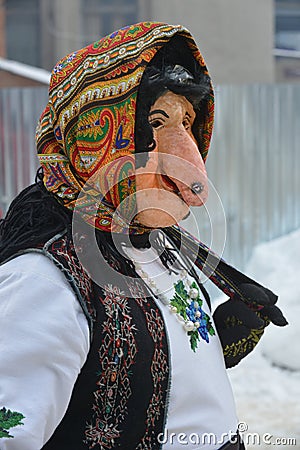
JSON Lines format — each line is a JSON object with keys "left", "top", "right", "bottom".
{"left": 160, "top": 129, "right": 208, "bottom": 206}
{"left": 171, "top": 168, "right": 208, "bottom": 207}
{"left": 191, "top": 181, "right": 205, "bottom": 195}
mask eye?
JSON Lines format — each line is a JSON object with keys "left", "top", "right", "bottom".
{"left": 150, "top": 119, "right": 164, "bottom": 129}
{"left": 182, "top": 118, "right": 191, "bottom": 130}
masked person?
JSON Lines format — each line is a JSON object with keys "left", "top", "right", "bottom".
{"left": 0, "top": 22, "right": 287, "bottom": 450}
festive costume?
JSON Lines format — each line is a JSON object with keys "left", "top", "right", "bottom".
{"left": 0, "top": 22, "right": 287, "bottom": 449}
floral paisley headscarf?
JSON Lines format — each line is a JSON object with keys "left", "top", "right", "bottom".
{"left": 36, "top": 22, "right": 214, "bottom": 233}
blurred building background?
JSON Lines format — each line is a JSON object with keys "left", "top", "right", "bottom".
{"left": 0, "top": 0, "right": 299, "bottom": 269}
{"left": 0, "top": 0, "right": 299, "bottom": 83}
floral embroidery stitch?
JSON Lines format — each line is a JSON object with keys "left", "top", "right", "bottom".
{"left": 0, "top": 407, "right": 25, "bottom": 439}
{"left": 170, "top": 280, "right": 215, "bottom": 351}
{"left": 85, "top": 284, "right": 138, "bottom": 449}
{"left": 127, "top": 279, "right": 169, "bottom": 450}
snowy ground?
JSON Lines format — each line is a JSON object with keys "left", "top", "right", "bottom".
{"left": 222, "top": 228, "right": 300, "bottom": 449}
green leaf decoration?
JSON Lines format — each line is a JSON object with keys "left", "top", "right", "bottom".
{"left": 205, "top": 315, "right": 215, "bottom": 336}
{"left": 188, "top": 330, "right": 200, "bottom": 352}
{"left": 190, "top": 281, "right": 198, "bottom": 290}
{"left": 0, "top": 407, "right": 25, "bottom": 439}
{"left": 209, "top": 326, "right": 216, "bottom": 336}
{"left": 170, "top": 292, "right": 188, "bottom": 319}
{"left": 174, "top": 280, "right": 188, "bottom": 298}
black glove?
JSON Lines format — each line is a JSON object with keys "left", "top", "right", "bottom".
{"left": 213, "top": 283, "right": 288, "bottom": 368}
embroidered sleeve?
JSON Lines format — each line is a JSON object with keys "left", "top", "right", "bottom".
{"left": 0, "top": 254, "right": 90, "bottom": 449}
{"left": 0, "top": 408, "right": 25, "bottom": 439}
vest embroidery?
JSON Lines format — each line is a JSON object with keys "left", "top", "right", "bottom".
{"left": 85, "top": 284, "right": 138, "bottom": 449}
{"left": 128, "top": 279, "right": 169, "bottom": 450}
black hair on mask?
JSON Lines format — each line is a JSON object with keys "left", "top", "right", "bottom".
{"left": 135, "top": 35, "right": 211, "bottom": 168}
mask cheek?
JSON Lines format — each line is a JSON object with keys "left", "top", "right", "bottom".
{"left": 135, "top": 147, "right": 161, "bottom": 195}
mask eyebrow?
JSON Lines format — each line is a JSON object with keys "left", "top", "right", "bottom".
{"left": 148, "top": 109, "right": 170, "bottom": 119}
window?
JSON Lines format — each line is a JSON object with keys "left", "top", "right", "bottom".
{"left": 5, "top": 0, "right": 41, "bottom": 66}
{"left": 81, "top": 0, "right": 139, "bottom": 46}
{"left": 4, "top": 0, "right": 144, "bottom": 70}
{"left": 275, "top": 0, "right": 300, "bottom": 51}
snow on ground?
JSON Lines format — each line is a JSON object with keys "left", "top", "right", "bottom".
{"left": 224, "top": 228, "right": 300, "bottom": 449}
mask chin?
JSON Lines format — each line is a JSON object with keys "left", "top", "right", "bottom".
{"left": 134, "top": 202, "right": 190, "bottom": 228}
{"left": 182, "top": 210, "right": 191, "bottom": 220}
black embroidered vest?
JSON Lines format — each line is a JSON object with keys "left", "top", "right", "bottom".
{"left": 23, "top": 231, "right": 171, "bottom": 450}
